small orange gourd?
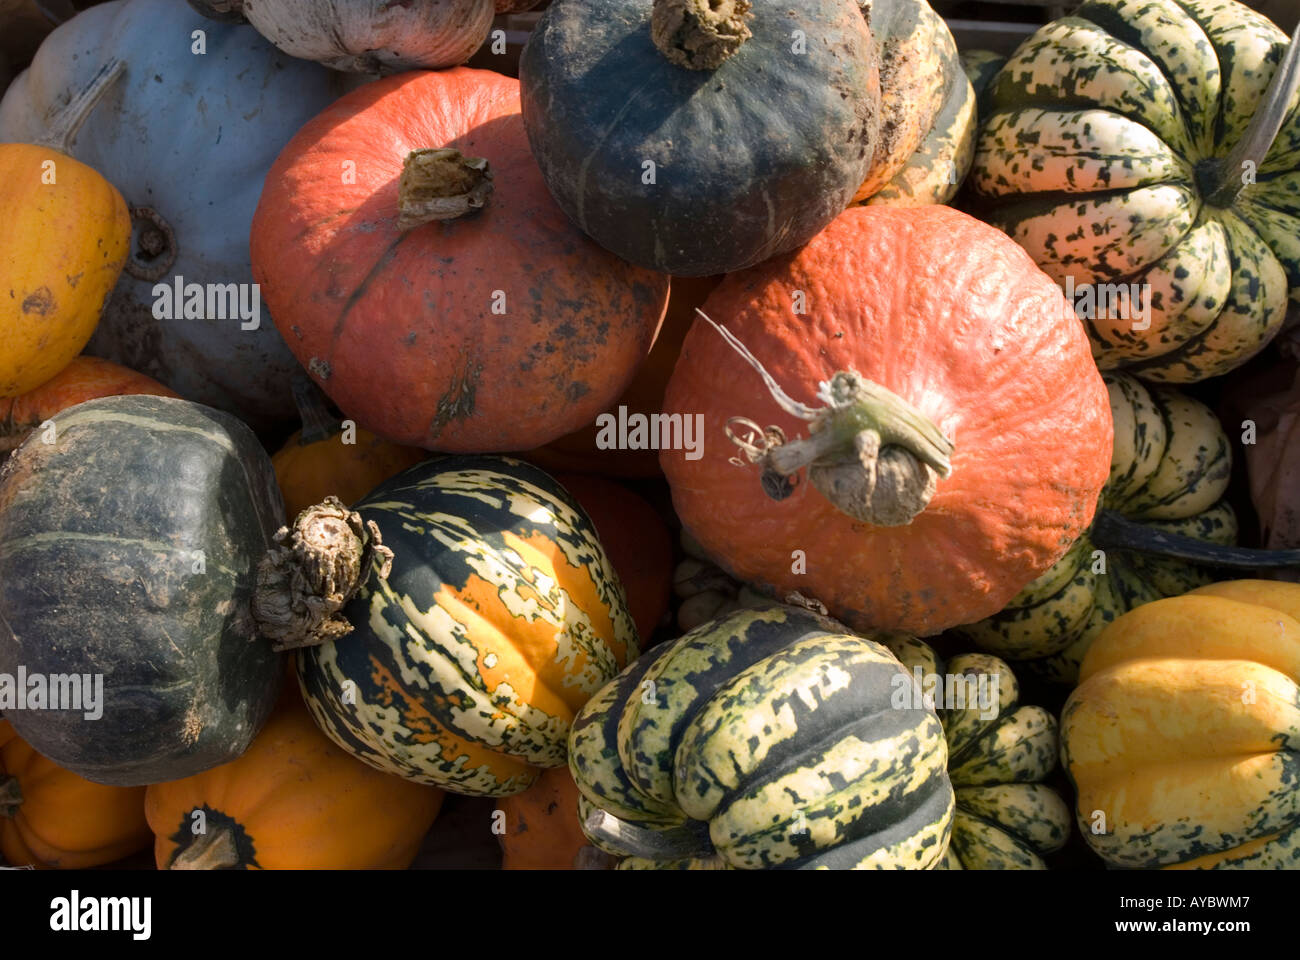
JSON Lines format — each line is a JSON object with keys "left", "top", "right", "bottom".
{"left": 496, "top": 765, "right": 592, "bottom": 870}
{"left": 0, "top": 720, "right": 151, "bottom": 869}
{"left": 1, "top": 60, "right": 131, "bottom": 397}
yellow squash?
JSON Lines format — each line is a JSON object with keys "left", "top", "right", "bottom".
{"left": 1062, "top": 579, "right": 1300, "bottom": 869}
{"left": 1, "top": 60, "right": 130, "bottom": 397}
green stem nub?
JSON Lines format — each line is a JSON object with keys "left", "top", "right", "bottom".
{"left": 252, "top": 497, "right": 394, "bottom": 651}
{"left": 169, "top": 824, "right": 240, "bottom": 870}
{"left": 702, "top": 310, "right": 954, "bottom": 527}
{"left": 1091, "top": 510, "right": 1300, "bottom": 569}
{"left": 651, "top": 0, "right": 753, "bottom": 70}
{"left": 398, "top": 148, "right": 493, "bottom": 229}
{"left": 0, "top": 775, "right": 22, "bottom": 819}
{"left": 1204, "top": 22, "right": 1300, "bottom": 208}
{"left": 582, "top": 807, "right": 717, "bottom": 861}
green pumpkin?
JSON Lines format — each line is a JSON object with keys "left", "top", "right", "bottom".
{"left": 969, "top": 0, "right": 1300, "bottom": 382}
{"left": 884, "top": 638, "right": 1071, "bottom": 869}
{"left": 0, "top": 395, "right": 285, "bottom": 786}
{"left": 956, "top": 372, "right": 1243, "bottom": 684}
{"left": 293, "top": 456, "right": 637, "bottom": 797}
{"left": 570, "top": 604, "right": 955, "bottom": 869}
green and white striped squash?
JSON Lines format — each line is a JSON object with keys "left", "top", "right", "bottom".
{"left": 969, "top": 0, "right": 1300, "bottom": 382}
{"left": 956, "top": 372, "right": 1240, "bottom": 684}
{"left": 569, "top": 604, "right": 955, "bottom": 870}
{"left": 294, "top": 456, "right": 638, "bottom": 797}
{"left": 884, "top": 638, "right": 1071, "bottom": 869}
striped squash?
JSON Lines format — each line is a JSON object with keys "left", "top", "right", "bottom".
{"left": 570, "top": 605, "right": 955, "bottom": 870}
{"left": 1062, "top": 579, "right": 1300, "bottom": 868}
{"left": 0, "top": 395, "right": 285, "bottom": 786}
{"left": 293, "top": 456, "right": 638, "bottom": 797}
{"left": 855, "top": 0, "right": 977, "bottom": 206}
{"left": 885, "top": 638, "right": 1071, "bottom": 869}
{"left": 956, "top": 372, "right": 1238, "bottom": 684}
{"left": 969, "top": 0, "right": 1300, "bottom": 382}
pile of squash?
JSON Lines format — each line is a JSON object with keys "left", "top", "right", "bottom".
{"left": 1, "top": 0, "right": 1299, "bottom": 872}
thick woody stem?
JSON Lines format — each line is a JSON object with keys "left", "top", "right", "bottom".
{"left": 651, "top": 0, "right": 753, "bottom": 70}
{"left": 398, "top": 148, "right": 493, "bottom": 229}
{"left": 169, "top": 824, "right": 240, "bottom": 870}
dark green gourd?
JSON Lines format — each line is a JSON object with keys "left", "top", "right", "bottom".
{"left": 519, "top": 0, "right": 882, "bottom": 276}
{"left": 0, "top": 395, "right": 285, "bottom": 786}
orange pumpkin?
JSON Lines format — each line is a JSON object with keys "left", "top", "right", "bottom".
{"left": 0, "top": 355, "right": 178, "bottom": 455}
{"left": 145, "top": 687, "right": 443, "bottom": 869}
{"left": 527, "top": 275, "right": 723, "bottom": 477}
{"left": 0, "top": 720, "right": 150, "bottom": 869}
{"left": 662, "top": 204, "right": 1113, "bottom": 636}
{"left": 496, "top": 764, "right": 589, "bottom": 870}
{"left": 271, "top": 378, "right": 427, "bottom": 519}
{"left": 251, "top": 67, "right": 669, "bottom": 453}
{"left": 554, "top": 472, "right": 672, "bottom": 642}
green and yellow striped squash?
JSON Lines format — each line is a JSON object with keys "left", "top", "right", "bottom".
{"left": 956, "top": 372, "right": 1236, "bottom": 684}
{"left": 1062, "top": 579, "right": 1300, "bottom": 868}
{"left": 856, "top": 0, "right": 978, "bottom": 206}
{"left": 970, "top": 0, "right": 1300, "bottom": 382}
{"left": 885, "top": 638, "right": 1071, "bottom": 869}
{"left": 296, "top": 455, "right": 638, "bottom": 797}
{"left": 570, "top": 604, "right": 955, "bottom": 870}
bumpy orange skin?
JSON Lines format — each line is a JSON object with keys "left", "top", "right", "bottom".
{"left": 554, "top": 472, "right": 672, "bottom": 642}
{"left": 145, "top": 691, "right": 443, "bottom": 870}
{"left": 0, "top": 721, "right": 150, "bottom": 869}
{"left": 0, "top": 355, "right": 178, "bottom": 454}
{"left": 252, "top": 67, "right": 669, "bottom": 452}
{"left": 272, "top": 427, "right": 427, "bottom": 519}
{"left": 496, "top": 765, "right": 588, "bottom": 870}
{"left": 0, "top": 144, "right": 130, "bottom": 397}
{"left": 662, "top": 204, "right": 1113, "bottom": 636}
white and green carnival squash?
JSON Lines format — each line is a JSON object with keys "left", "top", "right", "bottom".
{"left": 970, "top": 0, "right": 1300, "bottom": 382}
{"left": 885, "top": 638, "right": 1071, "bottom": 869}
{"left": 956, "top": 371, "right": 1300, "bottom": 684}
{"left": 569, "top": 604, "right": 955, "bottom": 870}
{"left": 259, "top": 456, "right": 639, "bottom": 797}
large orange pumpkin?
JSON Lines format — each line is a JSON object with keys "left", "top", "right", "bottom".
{"left": 0, "top": 720, "right": 150, "bottom": 869}
{"left": 251, "top": 67, "right": 670, "bottom": 453}
{"left": 145, "top": 687, "right": 443, "bottom": 869}
{"left": 0, "top": 355, "right": 178, "bottom": 455}
{"left": 527, "top": 275, "right": 723, "bottom": 478}
{"left": 554, "top": 472, "right": 672, "bottom": 642}
{"left": 662, "top": 204, "right": 1113, "bottom": 636}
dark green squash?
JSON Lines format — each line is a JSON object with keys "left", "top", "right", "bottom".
{"left": 0, "top": 395, "right": 285, "bottom": 786}
{"left": 518, "top": 0, "right": 882, "bottom": 276}
{"left": 281, "top": 456, "right": 639, "bottom": 797}
{"left": 570, "top": 604, "right": 955, "bottom": 869}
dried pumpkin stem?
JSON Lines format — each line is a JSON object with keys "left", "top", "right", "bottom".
{"left": 398, "top": 148, "right": 493, "bottom": 229}
{"left": 290, "top": 371, "right": 339, "bottom": 446}
{"left": 582, "top": 807, "right": 717, "bottom": 860}
{"left": 699, "top": 309, "right": 954, "bottom": 527}
{"left": 1203, "top": 22, "right": 1300, "bottom": 207}
{"left": 169, "top": 824, "right": 240, "bottom": 870}
{"left": 0, "top": 776, "right": 22, "bottom": 818}
{"left": 251, "top": 497, "right": 394, "bottom": 651}
{"left": 1092, "top": 510, "right": 1300, "bottom": 568}
{"left": 39, "top": 58, "right": 126, "bottom": 155}
{"left": 651, "top": 0, "right": 753, "bottom": 70}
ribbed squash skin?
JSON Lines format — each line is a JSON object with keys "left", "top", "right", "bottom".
{"left": 0, "top": 720, "right": 151, "bottom": 869}
{"left": 570, "top": 605, "right": 955, "bottom": 870}
{"left": 885, "top": 638, "right": 1071, "bottom": 869}
{"left": 146, "top": 689, "right": 443, "bottom": 870}
{"left": 0, "top": 355, "right": 178, "bottom": 455}
{"left": 0, "top": 143, "right": 129, "bottom": 397}
{"left": 970, "top": 0, "right": 1300, "bottom": 382}
{"left": 253, "top": 68, "right": 668, "bottom": 452}
{"left": 298, "top": 456, "right": 638, "bottom": 797}
{"left": 855, "top": 0, "right": 976, "bottom": 206}
{"left": 957, "top": 372, "right": 1235, "bottom": 684}
{"left": 519, "top": 0, "right": 881, "bottom": 276}
{"left": 0, "top": 395, "right": 285, "bottom": 785}
{"left": 662, "top": 204, "right": 1112, "bottom": 636}
{"left": 1062, "top": 580, "right": 1300, "bottom": 868}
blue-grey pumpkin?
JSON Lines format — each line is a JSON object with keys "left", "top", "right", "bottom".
{"left": 0, "top": 0, "right": 346, "bottom": 431}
